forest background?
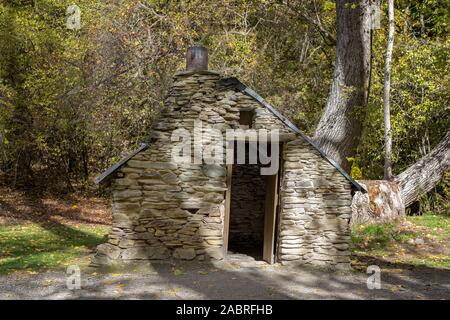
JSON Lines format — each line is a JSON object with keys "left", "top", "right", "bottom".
{"left": 0, "top": 0, "right": 448, "bottom": 214}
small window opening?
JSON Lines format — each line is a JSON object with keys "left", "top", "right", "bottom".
{"left": 239, "top": 110, "right": 254, "bottom": 128}
{"left": 186, "top": 208, "right": 199, "bottom": 214}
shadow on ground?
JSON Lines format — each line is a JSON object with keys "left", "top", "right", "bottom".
{"left": 0, "top": 187, "right": 110, "bottom": 227}
{"left": 0, "top": 254, "right": 449, "bottom": 299}
{"left": 1, "top": 187, "right": 448, "bottom": 299}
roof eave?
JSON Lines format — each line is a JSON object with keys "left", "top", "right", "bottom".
{"left": 94, "top": 143, "right": 149, "bottom": 184}
{"left": 220, "top": 77, "right": 367, "bottom": 193}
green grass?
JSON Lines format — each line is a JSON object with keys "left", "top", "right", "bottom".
{"left": 351, "top": 214, "right": 450, "bottom": 269}
{"left": 0, "top": 223, "right": 109, "bottom": 274}
{"left": 407, "top": 214, "right": 450, "bottom": 241}
{"left": 351, "top": 223, "right": 416, "bottom": 249}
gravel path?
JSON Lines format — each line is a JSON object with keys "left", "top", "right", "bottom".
{"left": 0, "top": 256, "right": 449, "bottom": 300}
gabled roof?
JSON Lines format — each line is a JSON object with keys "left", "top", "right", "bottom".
{"left": 94, "top": 143, "right": 149, "bottom": 184}
{"left": 220, "top": 77, "right": 366, "bottom": 192}
{"left": 94, "top": 77, "right": 366, "bottom": 192}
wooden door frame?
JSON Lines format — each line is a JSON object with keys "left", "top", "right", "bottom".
{"left": 223, "top": 164, "right": 233, "bottom": 255}
{"left": 263, "top": 172, "right": 279, "bottom": 264}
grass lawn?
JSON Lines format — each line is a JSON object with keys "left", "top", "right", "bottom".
{"left": 0, "top": 205, "right": 448, "bottom": 275}
{"left": 0, "top": 223, "right": 109, "bottom": 274}
{"left": 351, "top": 214, "right": 450, "bottom": 270}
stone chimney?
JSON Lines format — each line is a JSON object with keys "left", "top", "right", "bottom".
{"left": 186, "top": 46, "right": 208, "bottom": 71}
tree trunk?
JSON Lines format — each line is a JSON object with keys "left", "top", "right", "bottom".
{"left": 394, "top": 131, "right": 450, "bottom": 207}
{"left": 351, "top": 132, "right": 449, "bottom": 225}
{"left": 313, "top": 1, "right": 449, "bottom": 223}
{"left": 313, "top": 0, "right": 372, "bottom": 172}
{"left": 351, "top": 180, "right": 404, "bottom": 227}
{"left": 383, "top": 0, "right": 394, "bottom": 180}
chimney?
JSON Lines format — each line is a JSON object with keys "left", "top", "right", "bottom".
{"left": 186, "top": 46, "right": 208, "bottom": 71}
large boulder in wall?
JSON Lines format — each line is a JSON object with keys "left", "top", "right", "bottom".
{"left": 351, "top": 180, "right": 405, "bottom": 227}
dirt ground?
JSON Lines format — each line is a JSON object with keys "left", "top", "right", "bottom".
{"left": 0, "top": 255, "right": 449, "bottom": 300}
{"left": 0, "top": 186, "right": 111, "bottom": 226}
{"left": 0, "top": 187, "right": 449, "bottom": 300}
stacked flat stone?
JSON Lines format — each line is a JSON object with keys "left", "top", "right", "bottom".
{"left": 93, "top": 69, "right": 353, "bottom": 269}
{"left": 229, "top": 164, "right": 266, "bottom": 247}
{"left": 278, "top": 140, "right": 352, "bottom": 269}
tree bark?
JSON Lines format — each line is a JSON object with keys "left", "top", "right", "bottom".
{"left": 383, "top": 0, "right": 394, "bottom": 180}
{"left": 313, "top": 1, "right": 449, "bottom": 221}
{"left": 313, "top": 0, "right": 372, "bottom": 172}
{"left": 394, "top": 131, "right": 450, "bottom": 207}
{"left": 351, "top": 132, "right": 449, "bottom": 225}
{"left": 351, "top": 180, "right": 404, "bottom": 227}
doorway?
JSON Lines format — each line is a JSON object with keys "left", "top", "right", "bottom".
{"left": 228, "top": 163, "right": 266, "bottom": 259}
{"left": 223, "top": 142, "right": 281, "bottom": 264}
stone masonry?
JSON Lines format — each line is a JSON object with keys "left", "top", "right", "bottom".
{"left": 229, "top": 164, "right": 266, "bottom": 250}
{"left": 277, "top": 140, "right": 353, "bottom": 269}
{"left": 93, "top": 68, "right": 353, "bottom": 269}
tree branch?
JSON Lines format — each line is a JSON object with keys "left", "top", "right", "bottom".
{"left": 394, "top": 131, "right": 450, "bottom": 207}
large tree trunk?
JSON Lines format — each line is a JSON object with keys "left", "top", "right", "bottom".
{"left": 351, "top": 180, "right": 404, "bottom": 227}
{"left": 313, "top": 0, "right": 372, "bottom": 172}
{"left": 394, "top": 131, "right": 450, "bottom": 207}
{"left": 351, "top": 133, "right": 449, "bottom": 225}
{"left": 316, "top": 1, "right": 449, "bottom": 225}
{"left": 383, "top": 0, "right": 394, "bottom": 180}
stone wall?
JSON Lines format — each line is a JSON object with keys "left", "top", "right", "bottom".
{"left": 229, "top": 164, "right": 266, "bottom": 250}
{"left": 277, "top": 139, "right": 353, "bottom": 269}
{"left": 94, "top": 71, "right": 229, "bottom": 264}
{"left": 93, "top": 69, "right": 353, "bottom": 269}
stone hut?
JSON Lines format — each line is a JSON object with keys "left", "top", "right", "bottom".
{"left": 94, "top": 46, "right": 365, "bottom": 269}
